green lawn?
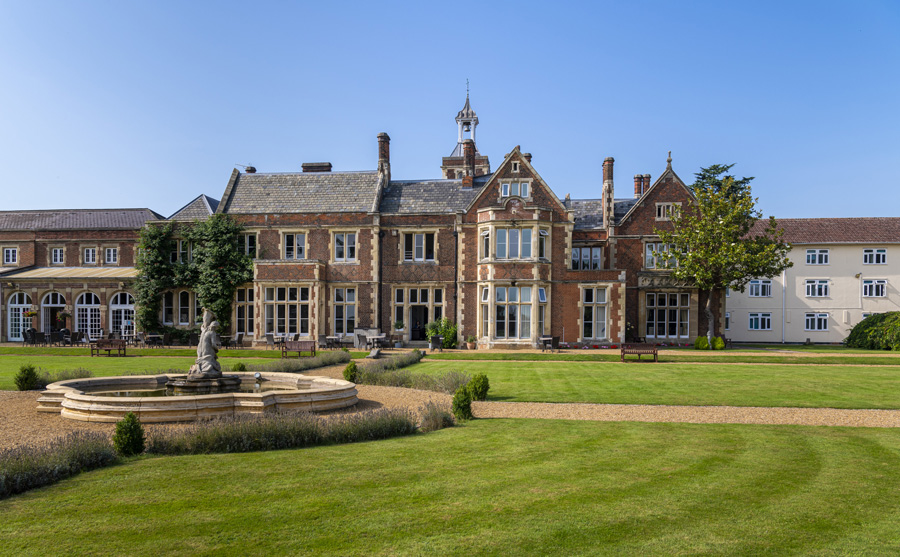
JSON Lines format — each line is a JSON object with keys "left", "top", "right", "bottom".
{"left": 412, "top": 360, "right": 900, "bottom": 409}
{"left": 427, "top": 351, "right": 900, "bottom": 366}
{"left": 3, "top": 419, "right": 900, "bottom": 555}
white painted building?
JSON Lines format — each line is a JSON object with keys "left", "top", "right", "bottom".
{"left": 726, "top": 218, "right": 900, "bottom": 344}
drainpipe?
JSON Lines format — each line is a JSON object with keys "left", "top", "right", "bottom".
{"left": 378, "top": 230, "right": 385, "bottom": 331}
{"left": 781, "top": 269, "right": 786, "bottom": 344}
{"left": 453, "top": 229, "right": 459, "bottom": 341}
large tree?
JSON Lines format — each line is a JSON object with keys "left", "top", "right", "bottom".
{"left": 655, "top": 165, "right": 792, "bottom": 346}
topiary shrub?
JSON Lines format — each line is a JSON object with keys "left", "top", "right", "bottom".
{"left": 451, "top": 385, "right": 473, "bottom": 421}
{"left": 694, "top": 336, "right": 709, "bottom": 350}
{"left": 468, "top": 373, "right": 490, "bottom": 401}
{"left": 14, "top": 364, "right": 40, "bottom": 391}
{"left": 343, "top": 361, "right": 358, "bottom": 382}
{"left": 711, "top": 336, "right": 726, "bottom": 350}
{"left": 232, "top": 362, "right": 246, "bottom": 372}
{"left": 846, "top": 312, "right": 900, "bottom": 350}
{"left": 113, "top": 412, "right": 145, "bottom": 457}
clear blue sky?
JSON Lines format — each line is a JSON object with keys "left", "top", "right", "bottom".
{"left": 1, "top": 0, "right": 898, "bottom": 219}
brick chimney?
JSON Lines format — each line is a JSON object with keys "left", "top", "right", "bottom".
{"left": 642, "top": 174, "right": 651, "bottom": 193}
{"left": 602, "top": 157, "right": 614, "bottom": 185}
{"left": 522, "top": 153, "right": 532, "bottom": 163}
{"left": 462, "top": 139, "right": 475, "bottom": 177}
{"left": 302, "top": 162, "right": 332, "bottom": 173}
{"left": 377, "top": 132, "right": 391, "bottom": 183}
{"left": 634, "top": 175, "right": 642, "bottom": 198}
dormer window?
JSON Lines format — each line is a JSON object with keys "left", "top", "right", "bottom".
{"left": 500, "top": 181, "right": 530, "bottom": 198}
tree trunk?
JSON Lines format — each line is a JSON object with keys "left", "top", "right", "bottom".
{"left": 705, "top": 289, "right": 714, "bottom": 349}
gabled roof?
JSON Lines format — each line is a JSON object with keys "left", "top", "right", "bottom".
{"left": 750, "top": 217, "right": 900, "bottom": 244}
{"left": 466, "top": 146, "right": 569, "bottom": 215}
{"left": 0, "top": 209, "right": 162, "bottom": 231}
{"left": 218, "top": 170, "right": 381, "bottom": 214}
{"left": 380, "top": 177, "right": 488, "bottom": 215}
{"left": 616, "top": 159, "right": 694, "bottom": 226}
{"left": 168, "top": 195, "right": 220, "bottom": 221}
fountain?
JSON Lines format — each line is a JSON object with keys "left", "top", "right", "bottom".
{"left": 36, "top": 309, "right": 358, "bottom": 423}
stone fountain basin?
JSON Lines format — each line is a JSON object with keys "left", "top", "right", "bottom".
{"left": 37, "top": 373, "right": 358, "bottom": 423}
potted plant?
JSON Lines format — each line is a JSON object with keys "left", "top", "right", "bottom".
{"left": 466, "top": 335, "right": 477, "bottom": 350}
{"left": 393, "top": 320, "right": 404, "bottom": 331}
{"left": 23, "top": 310, "right": 38, "bottom": 318}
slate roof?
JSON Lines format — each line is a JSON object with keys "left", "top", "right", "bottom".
{"left": 380, "top": 178, "right": 486, "bottom": 214}
{"left": 0, "top": 209, "right": 162, "bottom": 231}
{"left": 220, "top": 171, "right": 381, "bottom": 214}
{"left": 750, "top": 217, "right": 900, "bottom": 244}
{"left": 614, "top": 198, "right": 639, "bottom": 225}
{"left": 568, "top": 199, "right": 604, "bottom": 229}
{"left": 168, "top": 194, "right": 220, "bottom": 221}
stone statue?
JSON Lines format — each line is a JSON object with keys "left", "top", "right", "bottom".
{"left": 188, "top": 309, "right": 221, "bottom": 379}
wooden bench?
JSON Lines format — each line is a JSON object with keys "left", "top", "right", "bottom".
{"left": 282, "top": 340, "right": 316, "bottom": 359}
{"left": 90, "top": 339, "right": 127, "bottom": 357}
{"left": 620, "top": 343, "right": 658, "bottom": 363}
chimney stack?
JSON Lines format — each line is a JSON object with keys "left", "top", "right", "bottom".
{"left": 302, "top": 162, "right": 332, "bottom": 173}
{"left": 245, "top": 165, "right": 256, "bottom": 174}
{"left": 602, "top": 157, "right": 614, "bottom": 184}
{"left": 642, "top": 174, "right": 651, "bottom": 193}
{"left": 522, "top": 153, "right": 532, "bottom": 163}
{"left": 462, "top": 139, "right": 475, "bottom": 177}
{"left": 377, "top": 132, "right": 391, "bottom": 183}
{"left": 634, "top": 175, "right": 642, "bottom": 198}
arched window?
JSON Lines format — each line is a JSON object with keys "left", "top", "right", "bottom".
{"left": 110, "top": 292, "right": 135, "bottom": 337}
{"left": 75, "top": 292, "right": 101, "bottom": 340}
{"left": 7, "top": 292, "right": 32, "bottom": 341}
{"left": 41, "top": 292, "right": 67, "bottom": 334}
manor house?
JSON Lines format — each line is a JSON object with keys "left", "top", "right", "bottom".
{"left": 0, "top": 97, "right": 722, "bottom": 347}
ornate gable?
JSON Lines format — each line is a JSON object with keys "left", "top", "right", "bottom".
{"left": 464, "top": 146, "right": 570, "bottom": 224}
{"left": 616, "top": 158, "right": 695, "bottom": 236}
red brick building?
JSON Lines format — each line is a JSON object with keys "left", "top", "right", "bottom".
{"left": 1, "top": 98, "right": 722, "bottom": 346}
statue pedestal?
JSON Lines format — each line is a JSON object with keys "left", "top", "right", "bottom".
{"left": 165, "top": 375, "right": 241, "bottom": 395}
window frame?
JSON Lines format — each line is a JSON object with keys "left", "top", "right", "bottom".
{"left": 863, "top": 279, "right": 887, "bottom": 297}
{"left": 805, "top": 279, "right": 830, "bottom": 298}
{"left": 499, "top": 180, "right": 532, "bottom": 199}
{"left": 655, "top": 202, "right": 681, "bottom": 221}
{"left": 748, "top": 279, "right": 772, "bottom": 298}
{"left": 748, "top": 312, "right": 772, "bottom": 331}
{"left": 495, "top": 227, "right": 533, "bottom": 260}
{"left": 333, "top": 232, "right": 357, "bottom": 263}
{"left": 805, "top": 249, "right": 829, "bottom": 265}
{"left": 283, "top": 232, "right": 307, "bottom": 260}
{"left": 403, "top": 232, "right": 436, "bottom": 262}
{"left": 863, "top": 248, "right": 887, "bottom": 265}
{"left": 581, "top": 286, "right": 608, "bottom": 340}
{"left": 332, "top": 286, "right": 356, "bottom": 335}
{"left": 3, "top": 247, "right": 17, "bottom": 265}
{"left": 51, "top": 247, "right": 65, "bottom": 265}
{"left": 105, "top": 247, "right": 118, "bottom": 265}
{"left": 83, "top": 247, "right": 97, "bottom": 265}
{"left": 242, "top": 234, "right": 257, "bottom": 258}
{"left": 805, "top": 312, "right": 829, "bottom": 331}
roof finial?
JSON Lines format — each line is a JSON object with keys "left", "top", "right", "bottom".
{"left": 466, "top": 78, "right": 469, "bottom": 98}
{"left": 666, "top": 150, "right": 672, "bottom": 169}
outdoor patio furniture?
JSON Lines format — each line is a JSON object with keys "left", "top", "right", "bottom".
{"left": 317, "top": 335, "right": 330, "bottom": 350}
{"left": 429, "top": 335, "right": 443, "bottom": 353}
{"left": 265, "top": 333, "right": 275, "bottom": 350}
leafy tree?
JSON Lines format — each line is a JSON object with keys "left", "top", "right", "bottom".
{"left": 134, "top": 215, "right": 252, "bottom": 333}
{"left": 691, "top": 163, "right": 754, "bottom": 198}
{"left": 134, "top": 222, "right": 176, "bottom": 332}
{"left": 655, "top": 168, "right": 792, "bottom": 347}
{"left": 187, "top": 214, "right": 253, "bottom": 331}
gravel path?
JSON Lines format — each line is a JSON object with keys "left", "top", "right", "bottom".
{"left": 5, "top": 359, "right": 900, "bottom": 450}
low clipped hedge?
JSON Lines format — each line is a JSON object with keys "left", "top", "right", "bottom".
{"left": 846, "top": 312, "right": 900, "bottom": 350}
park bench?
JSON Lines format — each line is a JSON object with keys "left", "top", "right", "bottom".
{"left": 620, "top": 343, "right": 658, "bottom": 363}
{"left": 282, "top": 340, "right": 316, "bottom": 359}
{"left": 90, "top": 339, "right": 127, "bottom": 357}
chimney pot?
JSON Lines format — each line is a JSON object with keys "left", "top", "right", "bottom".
{"left": 642, "top": 174, "right": 651, "bottom": 193}
{"left": 634, "top": 174, "right": 642, "bottom": 198}
{"left": 462, "top": 176, "right": 473, "bottom": 189}
{"left": 301, "top": 162, "right": 332, "bottom": 173}
{"left": 522, "top": 153, "right": 532, "bottom": 163}
{"left": 377, "top": 132, "right": 390, "bottom": 164}
{"left": 245, "top": 165, "right": 256, "bottom": 174}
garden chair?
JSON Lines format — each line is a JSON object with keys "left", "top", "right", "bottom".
{"left": 265, "top": 333, "right": 275, "bottom": 350}
{"left": 318, "top": 334, "right": 329, "bottom": 350}
{"left": 234, "top": 332, "right": 244, "bottom": 349}
{"left": 429, "top": 335, "right": 443, "bottom": 353}
{"left": 34, "top": 331, "right": 47, "bottom": 346}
